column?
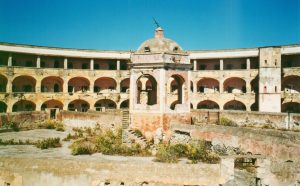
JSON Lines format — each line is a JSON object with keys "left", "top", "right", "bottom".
{"left": 36, "top": 79, "right": 41, "bottom": 93}
{"left": 6, "top": 78, "right": 12, "bottom": 93}
{"left": 8, "top": 54, "right": 12, "bottom": 67}
{"left": 89, "top": 81, "right": 94, "bottom": 93}
{"left": 63, "top": 78, "right": 68, "bottom": 93}
{"left": 117, "top": 60, "right": 120, "bottom": 71}
{"left": 90, "top": 59, "right": 94, "bottom": 70}
{"left": 36, "top": 56, "right": 41, "bottom": 68}
{"left": 220, "top": 59, "right": 223, "bottom": 70}
{"left": 219, "top": 79, "right": 224, "bottom": 93}
{"left": 246, "top": 58, "right": 251, "bottom": 70}
{"left": 116, "top": 80, "right": 121, "bottom": 93}
{"left": 64, "top": 58, "right": 68, "bottom": 70}
{"left": 193, "top": 60, "right": 197, "bottom": 71}
{"left": 246, "top": 79, "right": 251, "bottom": 93}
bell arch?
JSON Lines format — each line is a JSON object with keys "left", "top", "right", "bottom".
{"left": 223, "top": 100, "right": 246, "bottom": 111}
{"left": 68, "top": 99, "right": 89, "bottom": 112}
{"left": 136, "top": 74, "right": 157, "bottom": 105}
{"left": 12, "top": 100, "right": 36, "bottom": 112}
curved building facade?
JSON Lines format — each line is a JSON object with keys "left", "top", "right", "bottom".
{"left": 0, "top": 27, "right": 300, "bottom": 114}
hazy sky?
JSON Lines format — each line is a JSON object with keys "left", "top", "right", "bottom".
{"left": 0, "top": 0, "right": 299, "bottom": 50}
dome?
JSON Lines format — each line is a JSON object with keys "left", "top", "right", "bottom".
{"left": 136, "top": 27, "right": 184, "bottom": 53}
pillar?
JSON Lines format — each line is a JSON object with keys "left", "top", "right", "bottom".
{"left": 63, "top": 79, "right": 68, "bottom": 93}
{"left": 90, "top": 59, "right": 94, "bottom": 70}
{"left": 90, "top": 80, "right": 94, "bottom": 93}
{"left": 193, "top": 60, "right": 197, "bottom": 71}
{"left": 219, "top": 79, "right": 224, "bottom": 93}
{"left": 247, "top": 58, "right": 251, "bottom": 70}
{"left": 8, "top": 54, "right": 12, "bottom": 67}
{"left": 116, "top": 80, "right": 121, "bottom": 93}
{"left": 220, "top": 59, "right": 223, "bottom": 70}
{"left": 117, "top": 60, "right": 120, "bottom": 71}
{"left": 246, "top": 79, "right": 251, "bottom": 93}
{"left": 64, "top": 58, "right": 68, "bottom": 70}
{"left": 36, "top": 56, "right": 41, "bottom": 68}
{"left": 6, "top": 79, "right": 12, "bottom": 93}
{"left": 36, "top": 79, "right": 41, "bottom": 93}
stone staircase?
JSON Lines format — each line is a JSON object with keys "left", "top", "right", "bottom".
{"left": 127, "top": 129, "right": 148, "bottom": 148}
{"left": 121, "top": 110, "right": 131, "bottom": 143}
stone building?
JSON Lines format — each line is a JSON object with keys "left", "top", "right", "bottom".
{"left": 0, "top": 27, "right": 299, "bottom": 116}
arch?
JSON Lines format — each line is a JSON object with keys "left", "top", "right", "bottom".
{"left": 197, "top": 100, "right": 219, "bottom": 109}
{"left": 250, "top": 76, "right": 259, "bottom": 93}
{"left": 68, "top": 99, "right": 89, "bottom": 112}
{"left": 68, "top": 77, "right": 90, "bottom": 93}
{"left": 223, "top": 77, "right": 246, "bottom": 93}
{"left": 120, "top": 78, "right": 130, "bottom": 93}
{"left": 0, "top": 74, "right": 7, "bottom": 92}
{"left": 136, "top": 74, "right": 157, "bottom": 105}
{"left": 12, "top": 75, "right": 36, "bottom": 92}
{"left": 12, "top": 100, "right": 36, "bottom": 112}
{"left": 170, "top": 100, "right": 179, "bottom": 110}
{"left": 250, "top": 102, "right": 258, "bottom": 111}
{"left": 41, "top": 76, "right": 63, "bottom": 92}
{"left": 41, "top": 99, "right": 63, "bottom": 110}
{"left": 94, "top": 99, "right": 117, "bottom": 111}
{"left": 169, "top": 74, "right": 185, "bottom": 104}
{"left": 197, "top": 78, "right": 219, "bottom": 93}
{"left": 0, "top": 101, "right": 7, "bottom": 113}
{"left": 282, "top": 102, "right": 300, "bottom": 113}
{"left": 120, "top": 99, "right": 129, "bottom": 109}
{"left": 282, "top": 75, "right": 300, "bottom": 93}
{"left": 223, "top": 100, "right": 246, "bottom": 111}
{"left": 94, "top": 77, "right": 117, "bottom": 93}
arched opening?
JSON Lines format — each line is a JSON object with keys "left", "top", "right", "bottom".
{"left": 224, "top": 100, "right": 246, "bottom": 111}
{"left": 190, "top": 103, "right": 193, "bottom": 109}
{"left": 197, "top": 78, "right": 219, "bottom": 93}
{"left": 12, "top": 75, "right": 36, "bottom": 92}
{"left": 250, "top": 102, "right": 258, "bottom": 111}
{"left": 137, "top": 75, "right": 157, "bottom": 105}
{"left": 41, "top": 76, "right": 63, "bottom": 93}
{"left": 120, "top": 100, "right": 129, "bottom": 109}
{"left": 0, "top": 74, "right": 7, "bottom": 92}
{"left": 94, "top": 77, "right": 117, "bottom": 93}
{"left": 120, "top": 78, "right": 130, "bottom": 93}
{"left": 282, "top": 76, "right": 300, "bottom": 93}
{"left": 94, "top": 99, "right": 117, "bottom": 111}
{"left": 169, "top": 74, "right": 185, "bottom": 104}
{"left": 282, "top": 102, "right": 300, "bottom": 113}
{"left": 68, "top": 99, "right": 89, "bottom": 112}
{"left": 250, "top": 76, "right": 259, "bottom": 93}
{"left": 170, "top": 101, "right": 179, "bottom": 110}
{"left": 223, "top": 77, "right": 246, "bottom": 93}
{"left": 68, "top": 77, "right": 90, "bottom": 93}
{"left": 41, "top": 100, "right": 63, "bottom": 110}
{"left": 0, "top": 101, "right": 7, "bottom": 113}
{"left": 197, "top": 100, "right": 219, "bottom": 109}
{"left": 12, "top": 100, "right": 36, "bottom": 112}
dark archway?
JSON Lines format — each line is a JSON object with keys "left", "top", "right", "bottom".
{"left": 12, "top": 75, "right": 36, "bottom": 92}
{"left": 224, "top": 100, "right": 246, "bottom": 111}
{"left": 197, "top": 78, "right": 219, "bottom": 93}
{"left": 120, "top": 100, "right": 129, "bottom": 109}
{"left": 223, "top": 77, "right": 246, "bottom": 93}
{"left": 68, "top": 77, "right": 90, "bottom": 93}
{"left": 94, "top": 99, "right": 117, "bottom": 111}
{"left": 136, "top": 75, "right": 157, "bottom": 105}
{"left": 197, "top": 100, "right": 219, "bottom": 109}
{"left": 0, "top": 101, "right": 7, "bottom": 113}
{"left": 41, "top": 76, "right": 63, "bottom": 92}
{"left": 12, "top": 100, "right": 36, "bottom": 112}
{"left": 41, "top": 100, "right": 63, "bottom": 110}
{"left": 0, "top": 74, "right": 7, "bottom": 92}
{"left": 68, "top": 99, "right": 89, "bottom": 112}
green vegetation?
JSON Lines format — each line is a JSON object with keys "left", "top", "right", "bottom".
{"left": 69, "top": 127, "right": 150, "bottom": 156}
{"left": 155, "top": 141, "right": 220, "bottom": 164}
{"left": 0, "top": 138, "right": 34, "bottom": 145}
{"left": 35, "top": 137, "right": 61, "bottom": 149}
{"left": 219, "top": 117, "right": 236, "bottom": 127}
{"left": 37, "top": 119, "right": 65, "bottom": 131}
{"left": 2, "top": 121, "right": 20, "bottom": 131}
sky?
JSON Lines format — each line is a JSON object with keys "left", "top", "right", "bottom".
{"left": 0, "top": 0, "right": 299, "bottom": 51}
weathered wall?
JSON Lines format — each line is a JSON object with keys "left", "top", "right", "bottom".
{"left": 131, "top": 112, "right": 192, "bottom": 139}
{"left": 0, "top": 157, "right": 232, "bottom": 186}
{"left": 0, "top": 111, "right": 48, "bottom": 128}
{"left": 191, "top": 109, "right": 300, "bottom": 129}
{"left": 58, "top": 110, "right": 122, "bottom": 129}
{"left": 172, "top": 124, "right": 300, "bottom": 162}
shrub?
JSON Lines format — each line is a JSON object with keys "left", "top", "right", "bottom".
{"left": 35, "top": 137, "right": 61, "bottom": 149}
{"left": 70, "top": 138, "right": 95, "bottom": 155}
{"left": 133, "top": 129, "right": 143, "bottom": 137}
{"left": 155, "top": 144, "right": 179, "bottom": 163}
{"left": 0, "top": 138, "right": 34, "bottom": 145}
{"left": 3, "top": 121, "right": 20, "bottom": 131}
{"left": 38, "top": 120, "right": 65, "bottom": 131}
{"left": 219, "top": 117, "right": 236, "bottom": 127}
{"left": 261, "top": 124, "right": 274, "bottom": 129}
